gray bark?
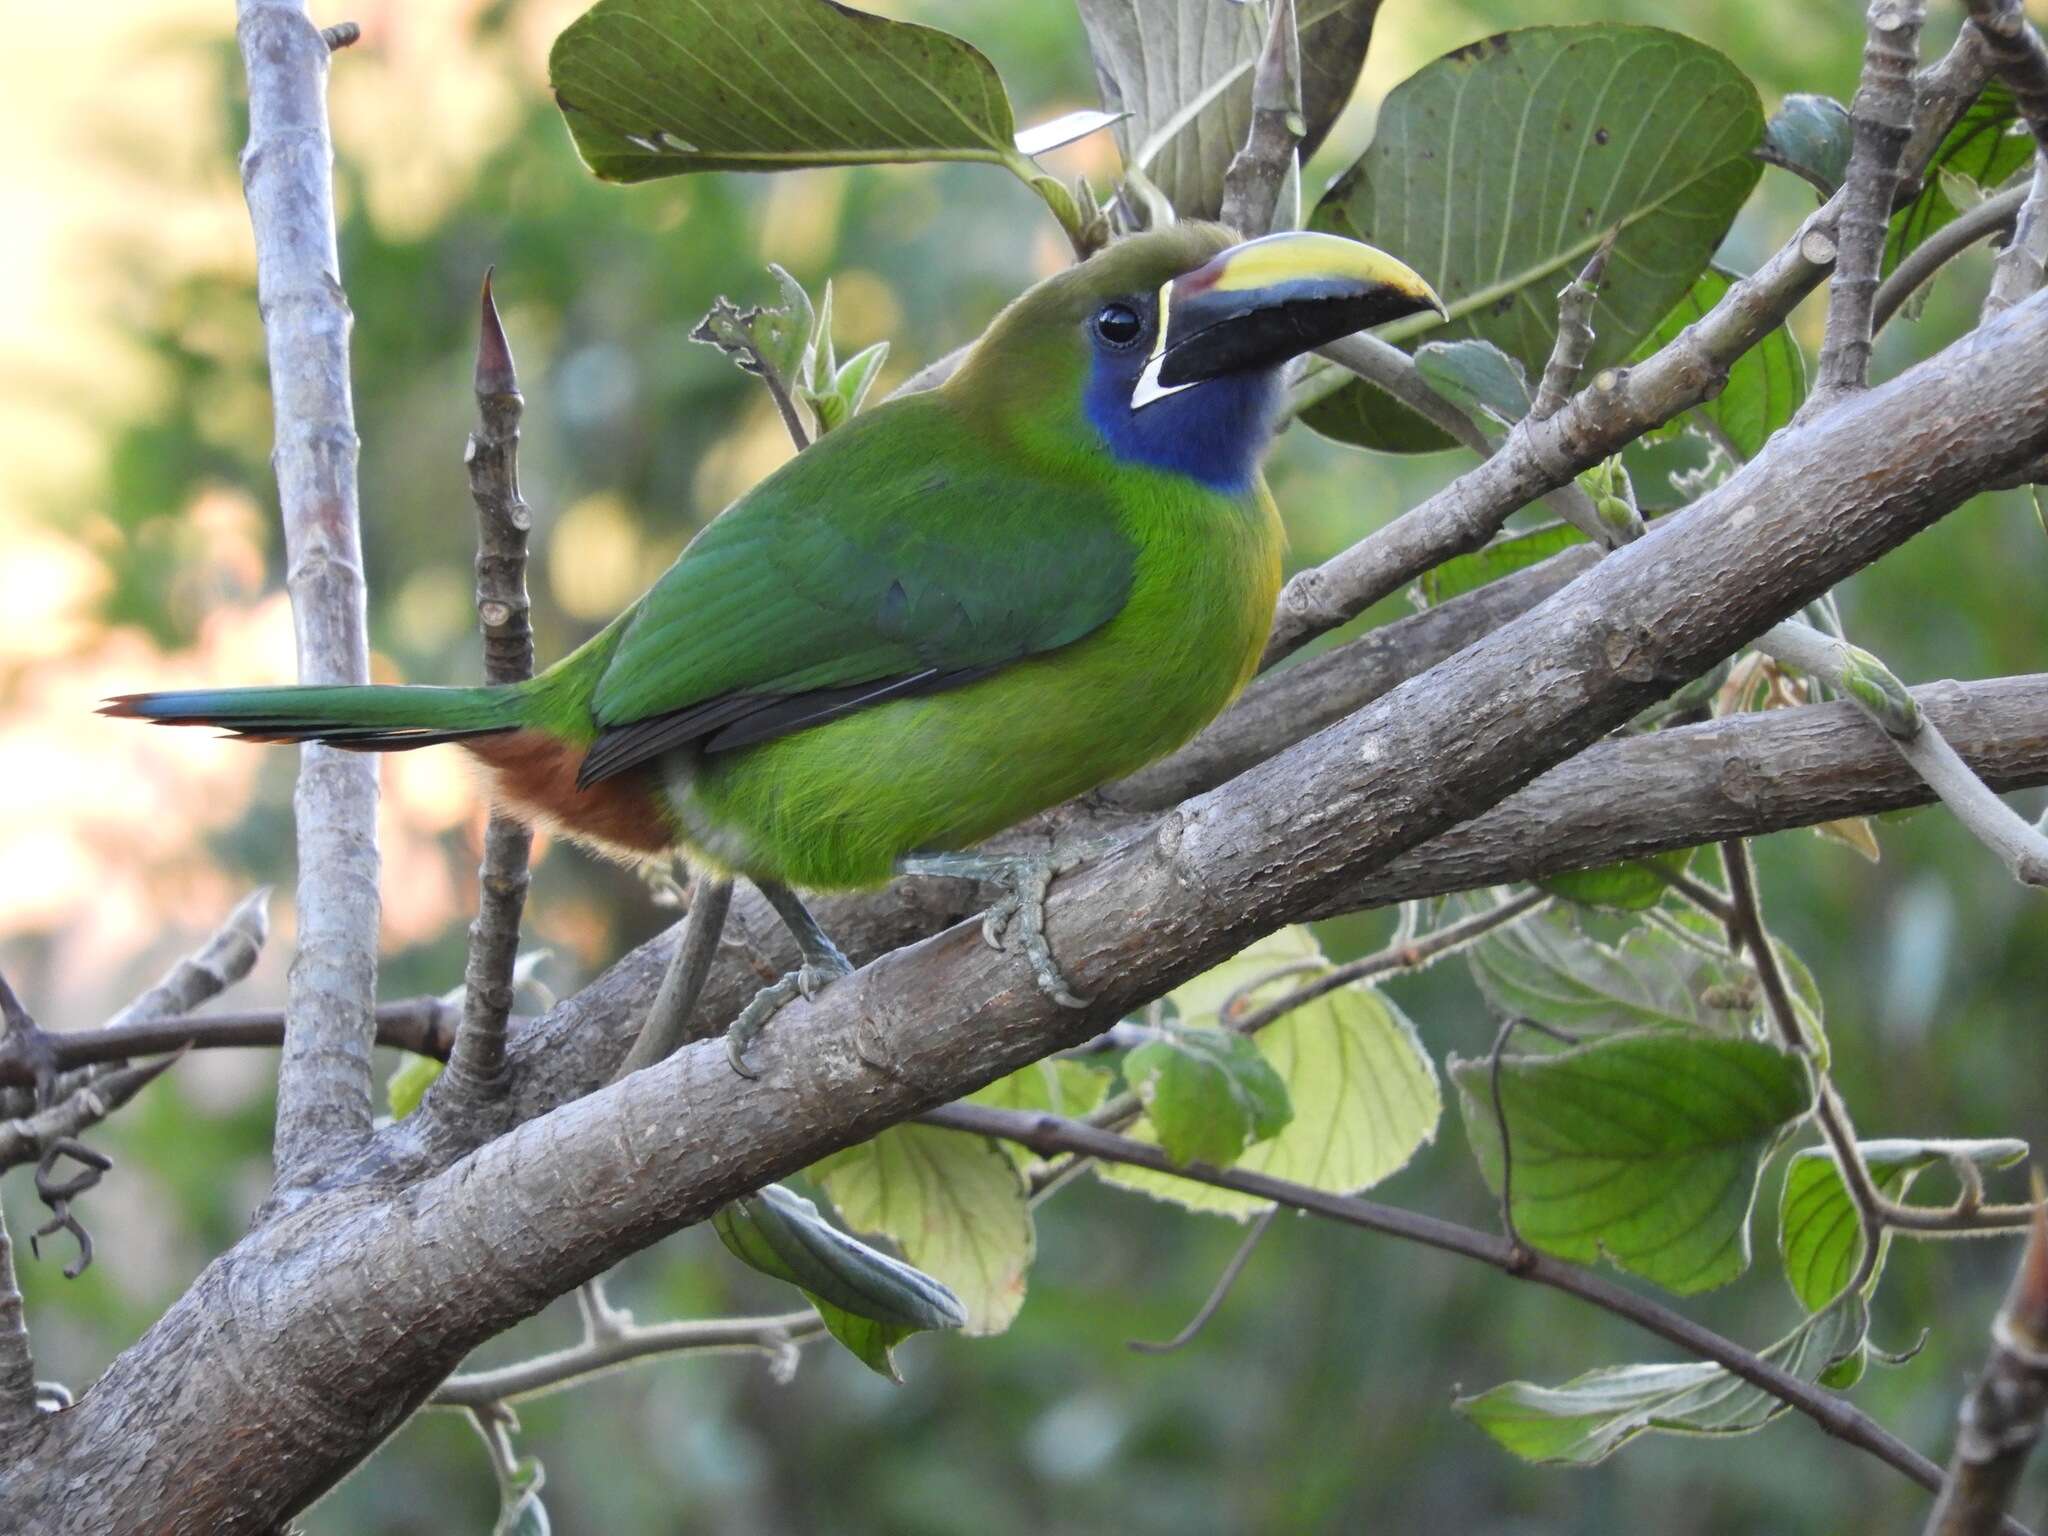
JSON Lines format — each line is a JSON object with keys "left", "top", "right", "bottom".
{"left": 10, "top": 279, "right": 2048, "bottom": 1535}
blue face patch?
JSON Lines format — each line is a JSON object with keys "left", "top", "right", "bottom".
{"left": 1080, "top": 298, "right": 1285, "bottom": 495}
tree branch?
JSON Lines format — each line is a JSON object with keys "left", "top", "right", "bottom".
{"left": 236, "top": 0, "right": 382, "bottom": 1191}
{"left": 0, "top": 1200, "right": 35, "bottom": 1440}
{"left": 1987, "top": 157, "right": 2048, "bottom": 317}
{"left": 440, "top": 273, "right": 536, "bottom": 1109}
{"left": 922, "top": 1103, "right": 2026, "bottom": 1534}
{"left": 1216, "top": 0, "right": 1300, "bottom": 238}
{"left": 1965, "top": 0, "right": 2048, "bottom": 149}
{"left": 1874, "top": 180, "right": 2029, "bottom": 333}
{"left": 1812, "top": 0, "right": 1927, "bottom": 401}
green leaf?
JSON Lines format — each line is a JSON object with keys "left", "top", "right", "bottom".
{"left": 1467, "top": 905, "right": 1760, "bottom": 1038}
{"left": 1101, "top": 928, "right": 1441, "bottom": 1219}
{"left": 1886, "top": 83, "right": 2034, "bottom": 277}
{"left": 712, "top": 1184, "right": 968, "bottom": 1334}
{"left": 1630, "top": 266, "right": 1806, "bottom": 460}
{"left": 690, "top": 265, "right": 815, "bottom": 400}
{"left": 1451, "top": 1030, "right": 1811, "bottom": 1293}
{"left": 814, "top": 1127, "right": 1034, "bottom": 1335}
{"left": 1078, "top": 0, "right": 1379, "bottom": 221}
{"left": 1306, "top": 25, "right": 1762, "bottom": 451}
{"left": 551, "top": 0, "right": 1026, "bottom": 182}
{"left": 1456, "top": 1294, "right": 1868, "bottom": 1464}
{"left": 1416, "top": 521, "right": 1587, "bottom": 607}
{"left": 969, "top": 1057, "right": 1112, "bottom": 1171}
{"left": 1125, "top": 1027, "right": 1292, "bottom": 1167}
{"left": 384, "top": 1053, "right": 443, "bottom": 1120}
{"left": 1412, "top": 339, "right": 1532, "bottom": 427}
{"left": 805, "top": 1296, "right": 914, "bottom": 1382}
{"left": 1779, "top": 1137, "right": 2027, "bottom": 1311}
{"left": 1538, "top": 852, "right": 1691, "bottom": 913}
{"left": 1758, "top": 93, "right": 1852, "bottom": 195}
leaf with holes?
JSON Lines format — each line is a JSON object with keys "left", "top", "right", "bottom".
{"left": 1456, "top": 1294, "right": 1868, "bottom": 1463}
{"left": 1778, "top": 1138, "right": 2027, "bottom": 1311}
{"left": 1305, "top": 25, "right": 1762, "bottom": 452}
{"left": 1886, "top": 82, "right": 2034, "bottom": 276}
{"left": 1101, "top": 927, "right": 1441, "bottom": 1219}
{"left": 1078, "top": 0, "right": 1381, "bottom": 221}
{"left": 814, "top": 1127, "right": 1034, "bottom": 1334}
{"left": 1630, "top": 266, "right": 1806, "bottom": 460}
{"left": 1452, "top": 1030, "right": 1811, "bottom": 1293}
{"left": 551, "top": 0, "right": 1032, "bottom": 182}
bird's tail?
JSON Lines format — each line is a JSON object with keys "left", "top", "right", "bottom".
{"left": 100, "top": 682, "right": 528, "bottom": 751}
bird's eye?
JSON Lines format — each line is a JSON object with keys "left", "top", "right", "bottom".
{"left": 1093, "top": 302, "right": 1143, "bottom": 348}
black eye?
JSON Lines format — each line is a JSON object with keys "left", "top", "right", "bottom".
{"left": 1093, "top": 302, "right": 1142, "bottom": 348}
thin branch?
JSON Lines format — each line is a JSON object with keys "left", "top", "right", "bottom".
{"left": 0, "top": 1056, "right": 184, "bottom": 1178}
{"left": 1987, "top": 157, "right": 2048, "bottom": 317}
{"left": 1812, "top": 0, "right": 1928, "bottom": 401}
{"left": 1217, "top": 0, "right": 1300, "bottom": 238}
{"left": 1925, "top": 1190, "right": 2048, "bottom": 1536}
{"left": 1760, "top": 622, "right": 2048, "bottom": 888}
{"left": 0, "top": 1198, "right": 36, "bottom": 1438}
{"left": 1874, "top": 180, "right": 2030, "bottom": 332}
{"left": 106, "top": 888, "right": 270, "bottom": 1032}
{"left": 1530, "top": 237, "right": 1614, "bottom": 420}
{"left": 237, "top": 0, "right": 383, "bottom": 1189}
{"left": 1900, "top": 27, "right": 1995, "bottom": 208}
{"left": 1965, "top": 0, "right": 2048, "bottom": 149}
{"left": 1226, "top": 889, "right": 1551, "bottom": 1036}
{"left": 431, "top": 1308, "right": 823, "bottom": 1408}
{"left": 924, "top": 1102, "right": 2024, "bottom": 1533}
{"left": 1127, "top": 1207, "right": 1276, "bottom": 1355}
{"left": 440, "top": 273, "right": 536, "bottom": 1108}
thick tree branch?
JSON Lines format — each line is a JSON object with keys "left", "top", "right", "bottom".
{"left": 237, "top": 0, "right": 381, "bottom": 1190}
{"left": 923, "top": 1102, "right": 2028, "bottom": 1535}
{"left": 19, "top": 287, "right": 2048, "bottom": 1534}
{"left": 0, "top": 1202, "right": 34, "bottom": 1440}
{"left": 440, "top": 274, "right": 536, "bottom": 1109}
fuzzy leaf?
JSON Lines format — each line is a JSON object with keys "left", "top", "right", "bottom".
{"left": 552, "top": 0, "right": 1026, "bottom": 182}
{"left": 1457, "top": 1295, "right": 1868, "bottom": 1464}
{"left": 1452, "top": 1030, "right": 1811, "bottom": 1293}
{"left": 814, "top": 1127, "right": 1034, "bottom": 1334}
{"left": 1779, "top": 1137, "right": 2027, "bottom": 1311}
{"left": 1306, "top": 25, "right": 1762, "bottom": 451}
{"left": 1759, "top": 93, "right": 1852, "bottom": 195}
{"left": 1125, "top": 1026, "right": 1292, "bottom": 1167}
{"left": 1102, "top": 927, "right": 1441, "bottom": 1219}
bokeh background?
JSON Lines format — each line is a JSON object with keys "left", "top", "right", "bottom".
{"left": 2, "top": 0, "right": 2044, "bottom": 1530}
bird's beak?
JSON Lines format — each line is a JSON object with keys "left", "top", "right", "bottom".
{"left": 1132, "top": 230, "right": 1446, "bottom": 409}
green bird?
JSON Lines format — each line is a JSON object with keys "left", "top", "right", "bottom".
{"left": 106, "top": 224, "right": 1443, "bottom": 1071}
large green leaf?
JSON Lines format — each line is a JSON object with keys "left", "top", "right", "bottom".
{"left": 1467, "top": 906, "right": 1758, "bottom": 1038}
{"left": 1885, "top": 82, "right": 2034, "bottom": 277}
{"left": 814, "top": 1126, "right": 1034, "bottom": 1335}
{"left": 1305, "top": 25, "right": 1762, "bottom": 451}
{"left": 1456, "top": 1295, "right": 1868, "bottom": 1464}
{"left": 1452, "top": 1030, "right": 1811, "bottom": 1293}
{"left": 1102, "top": 928, "right": 1441, "bottom": 1219}
{"left": 1630, "top": 266, "right": 1805, "bottom": 460}
{"left": 551, "top": 0, "right": 1030, "bottom": 182}
{"left": 1078, "top": 0, "right": 1381, "bottom": 221}
{"left": 1778, "top": 1137, "right": 2027, "bottom": 1312}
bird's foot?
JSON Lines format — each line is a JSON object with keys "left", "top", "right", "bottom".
{"left": 897, "top": 842, "right": 1111, "bottom": 1011}
{"left": 726, "top": 942, "right": 854, "bottom": 1079}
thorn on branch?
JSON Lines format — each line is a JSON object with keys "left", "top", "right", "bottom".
{"left": 1530, "top": 234, "right": 1615, "bottom": 421}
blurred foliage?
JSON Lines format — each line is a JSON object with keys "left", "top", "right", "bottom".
{"left": 2, "top": 1, "right": 2046, "bottom": 1532}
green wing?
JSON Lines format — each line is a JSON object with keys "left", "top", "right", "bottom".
{"left": 579, "top": 396, "right": 1136, "bottom": 783}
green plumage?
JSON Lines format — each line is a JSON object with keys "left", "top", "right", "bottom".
{"left": 109, "top": 224, "right": 1296, "bottom": 891}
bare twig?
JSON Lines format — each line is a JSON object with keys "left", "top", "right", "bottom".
{"left": 237, "top": 0, "right": 382, "bottom": 1190}
{"left": 1812, "top": 0, "right": 1928, "bottom": 401}
{"left": 319, "top": 20, "right": 359, "bottom": 51}
{"left": 1531, "top": 238, "right": 1615, "bottom": 420}
{"left": 1873, "top": 180, "right": 2029, "bottom": 332}
{"left": 0, "top": 1056, "right": 183, "bottom": 1178}
{"left": 0, "top": 1199, "right": 35, "bottom": 1438}
{"left": 925, "top": 1102, "right": 2024, "bottom": 1532}
{"left": 1925, "top": 1188, "right": 2048, "bottom": 1536}
{"left": 1127, "top": 1207, "right": 1277, "bottom": 1355}
{"left": 1217, "top": 0, "right": 1301, "bottom": 238}
{"left": 106, "top": 889, "right": 271, "bottom": 1032}
{"left": 431, "top": 1308, "right": 823, "bottom": 1408}
{"left": 441, "top": 274, "right": 536, "bottom": 1107}
{"left": 1965, "top": 0, "right": 2048, "bottom": 148}
{"left": 1760, "top": 622, "right": 2048, "bottom": 888}
{"left": 1987, "top": 158, "right": 2048, "bottom": 317}
{"left": 1901, "top": 28, "right": 1995, "bottom": 207}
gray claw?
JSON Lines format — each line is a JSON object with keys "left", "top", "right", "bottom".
{"left": 725, "top": 949, "right": 854, "bottom": 1076}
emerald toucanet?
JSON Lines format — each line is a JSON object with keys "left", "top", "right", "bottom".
{"left": 106, "top": 224, "right": 1443, "bottom": 1070}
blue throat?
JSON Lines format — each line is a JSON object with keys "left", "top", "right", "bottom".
{"left": 1083, "top": 358, "right": 1283, "bottom": 495}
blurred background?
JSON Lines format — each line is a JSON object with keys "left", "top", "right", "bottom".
{"left": 1, "top": 0, "right": 2044, "bottom": 1530}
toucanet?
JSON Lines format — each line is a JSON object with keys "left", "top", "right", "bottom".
{"left": 106, "top": 224, "right": 1444, "bottom": 1072}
